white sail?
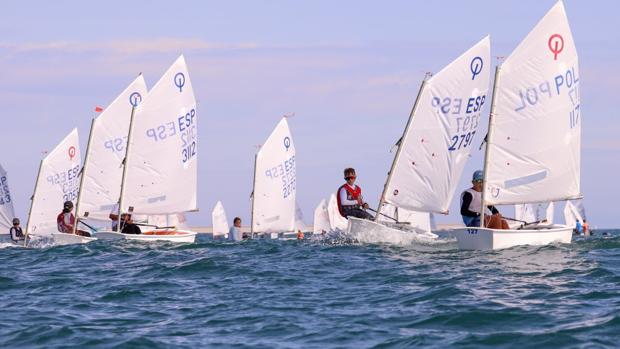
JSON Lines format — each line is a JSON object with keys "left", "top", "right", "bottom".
{"left": 122, "top": 55, "right": 198, "bottom": 215}
{"left": 211, "top": 201, "right": 229, "bottom": 236}
{"left": 313, "top": 199, "right": 330, "bottom": 234}
{"left": 0, "top": 164, "right": 15, "bottom": 231}
{"left": 295, "top": 202, "right": 309, "bottom": 232}
{"left": 485, "top": 1, "right": 580, "bottom": 205}
{"left": 27, "top": 129, "right": 81, "bottom": 236}
{"left": 147, "top": 213, "right": 189, "bottom": 230}
{"left": 327, "top": 193, "right": 347, "bottom": 231}
{"left": 379, "top": 202, "right": 432, "bottom": 233}
{"left": 563, "top": 199, "right": 585, "bottom": 227}
{"left": 251, "top": 117, "right": 296, "bottom": 233}
{"left": 77, "top": 75, "right": 147, "bottom": 220}
{"left": 384, "top": 36, "right": 491, "bottom": 213}
{"left": 515, "top": 202, "right": 555, "bottom": 223}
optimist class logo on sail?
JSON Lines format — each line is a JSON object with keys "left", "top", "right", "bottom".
{"left": 431, "top": 54, "right": 487, "bottom": 152}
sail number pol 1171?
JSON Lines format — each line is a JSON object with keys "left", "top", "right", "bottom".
{"left": 513, "top": 66, "right": 580, "bottom": 128}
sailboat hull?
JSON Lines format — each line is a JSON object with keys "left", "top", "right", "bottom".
{"left": 96, "top": 229, "right": 197, "bottom": 243}
{"left": 451, "top": 225, "right": 573, "bottom": 250}
{"left": 52, "top": 232, "right": 97, "bottom": 245}
{"left": 345, "top": 216, "right": 437, "bottom": 245}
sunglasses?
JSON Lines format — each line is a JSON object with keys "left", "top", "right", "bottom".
{"left": 345, "top": 176, "right": 357, "bottom": 180}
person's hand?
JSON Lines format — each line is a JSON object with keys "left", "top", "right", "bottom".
{"left": 357, "top": 198, "right": 364, "bottom": 205}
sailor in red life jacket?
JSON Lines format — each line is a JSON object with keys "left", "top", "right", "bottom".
{"left": 56, "top": 201, "right": 91, "bottom": 237}
{"left": 337, "top": 168, "right": 373, "bottom": 220}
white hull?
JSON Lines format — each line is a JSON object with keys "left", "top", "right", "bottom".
{"left": 96, "top": 229, "right": 197, "bottom": 243}
{"left": 51, "top": 232, "right": 97, "bottom": 245}
{"left": 451, "top": 224, "right": 573, "bottom": 250}
{"left": 346, "top": 216, "right": 437, "bottom": 245}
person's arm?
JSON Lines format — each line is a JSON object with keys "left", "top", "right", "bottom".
{"left": 339, "top": 187, "right": 358, "bottom": 206}
{"left": 460, "top": 192, "right": 479, "bottom": 217}
{"left": 109, "top": 213, "right": 118, "bottom": 221}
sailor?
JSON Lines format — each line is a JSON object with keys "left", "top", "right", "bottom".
{"left": 109, "top": 202, "right": 141, "bottom": 235}
{"left": 337, "top": 168, "right": 373, "bottom": 220}
{"left": 575, "top": 219, "right": 583, "bottom": 235}
{"left": 460, "top": 170, "right": 509, "bottom": 229}
{"left": 228, "top": 217, "right": 244, "bottom": 241}
{"left": 57, "top": 201, "right": 91, "bottom": 237}
{"left": 9, "top": 218, "right": 24, "bottom": 242}
{"left": 583, "top": 219, "right": 590, "bottom": 236}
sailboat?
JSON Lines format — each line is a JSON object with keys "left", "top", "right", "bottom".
{"left": 514, "top": 202, "right": 554, "bottom": 225}
{"left": 564, "top": 199, "right": 587, "bottom": 234}
{"left": 212, "top": 200, "right": 229, "bottom": 238}
{"left": 313, "top": 199, "right": 330, "bottom": 236}
{"left": 250, "top": 117, "right": 296, "bottom": 239}
{"left": 295, "top": 202, "right": 309, "bottom": 233}
{"left": 346, "top": 36, "right": 491, "bottom": 244}
{"left": 327, "top": 193, "right": 347, "bottom": 232}
{"left": 97, "top": 55, "right": 198, "bottom": 243}
{"left": 72, "top": 75, "right": 147, "bottom": 241}
{"left": 0, "top": 164, "right": 16, "bottom": 242}
{"left": 451, "top": 1, "right": 579, "bottom": 250}
{"left": 24, "top": 129, "right": 95, "bottom": 245}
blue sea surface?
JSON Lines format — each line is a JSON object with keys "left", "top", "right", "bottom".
{"left": 1, "top": 231, "right": 619, "bottom": 348}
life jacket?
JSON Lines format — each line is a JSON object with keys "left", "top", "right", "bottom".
{"left": 9, "top": 227, "right": 23, "bottom": 242}
{"left": 460, "top": 188, "right": 492, "bottom": 216}
{"left": 337, "top": 184, "right": 362, "bottom": 216}
{"left": 57, "top": 212, "right": 75, "bottom": 234}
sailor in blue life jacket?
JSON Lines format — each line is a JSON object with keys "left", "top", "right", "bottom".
{"left": 336, "top": 168, "right": 373, "bottom": 220}
{"left": 575, "top": 219, "right": 583, "bottom": 235}
{"left": 9, "top": 218, "right": 24, "bottom": 242}
{"left": 460, "top": 170, "right": 509, "bottom": 229}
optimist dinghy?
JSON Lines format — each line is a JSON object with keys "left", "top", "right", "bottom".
{"left": 451, "top": 1, "right": 579, "bottom": 250}
{"left": 312, "top": 199, "right": 330, "bottom": 236}
{"left": 250, "top": 117, "right": 297, "bottom": 239}
{"left": 346, "top": 36, "right": 491, "bottom": 244}
{"left": 211, "top": 201, "right": 230, "bottom": 238}
{"left": 23, "top": 129, "right": 96, "bottom": 245}
{"left": 96, "top": 55, "right": 198, "bottom": 243}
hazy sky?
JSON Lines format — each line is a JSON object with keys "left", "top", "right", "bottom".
{"left": 0, "top": 0, "right": 618, "bottom": 228}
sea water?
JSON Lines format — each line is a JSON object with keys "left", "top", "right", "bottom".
{"left": 1, "top": 231, "right": 619, "bottom": 348}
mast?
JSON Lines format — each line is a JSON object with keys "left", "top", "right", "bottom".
{"left": 375, "top": 74, "right": 429, "bottom": 222}
{"left": 24, "top": 159, "right": 44, "bottom": 246}
{"left": 117, "top": 106, "right": 137, "bottom": 232}
{"left": 73, "top": 118, "right": 96, "bottom": 234}
{"left": 480, "top": 65, "right": 501, "bottom": 228}
{"left": 249, "top": 152, "right": 258, "bottom": 238}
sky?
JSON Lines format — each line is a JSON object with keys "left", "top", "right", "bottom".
{"left": 0, "top": 0, "right": 618, "bottom": 228}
